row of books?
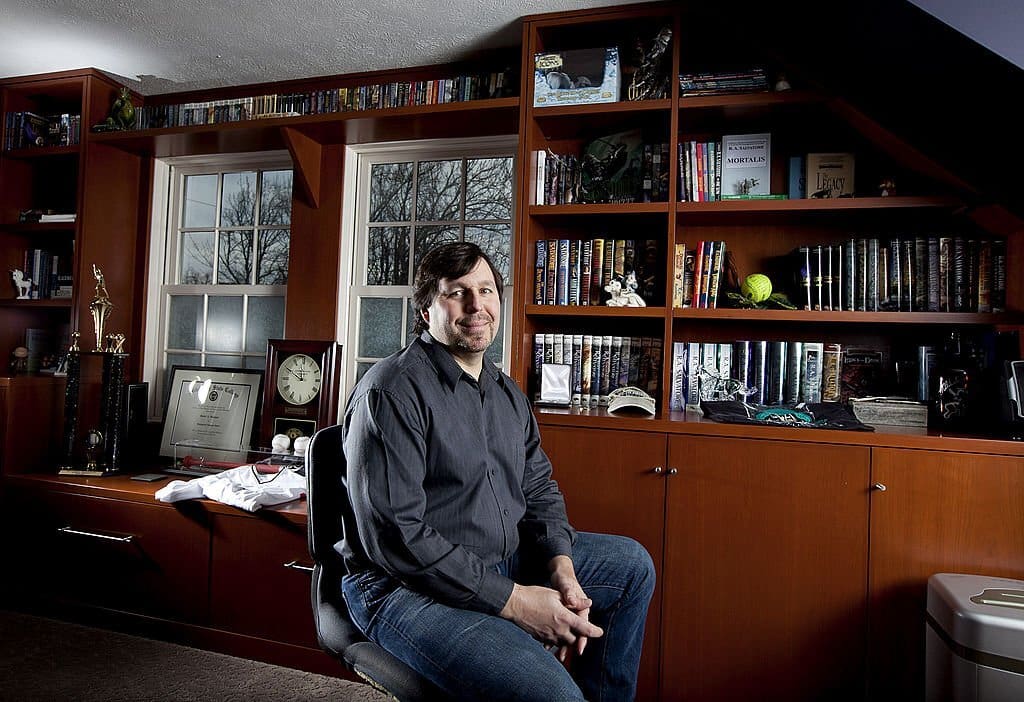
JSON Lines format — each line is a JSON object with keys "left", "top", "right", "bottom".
{"left": 19, "top": 248, "right": 73, "bottom": 300}
{"left": 3, "top": 112, "right": 82, "bottom": 150}
{"left": 669, "top": 340, "right": 886, "bottom": 411}
{"left": 533, "top": 238, "right": 659, "bottom": 306}
{"left": 678, "top": 68, "right": 769, "bottom": 97}
{"left": 678, "top": 134, "right": 775, "bottom": 202}
{"left": 792, "top": 236, "right": 1007, "bottom": 313}
{"left": 671, "top": 241, "right": 726, "bottom": 308}
{"left": 532, "top": 141, "right": 671, "bottom": 205}
{"left": 133, "top": 70, "right": 514, "bottom": 129}
{"left": 534, "top": 333, "right": 662, "bottom": 408}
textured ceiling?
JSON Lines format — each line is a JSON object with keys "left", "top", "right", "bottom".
{"left": 0, "top": 0, "right": 649, "bottom": 95}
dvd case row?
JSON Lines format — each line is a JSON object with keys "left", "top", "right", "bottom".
{"left": 534, "top": 333, "right": 662, "bottom": 408}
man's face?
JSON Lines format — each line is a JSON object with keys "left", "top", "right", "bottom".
{"left": 423, "top": 258, "right": 501, "bottom": 357}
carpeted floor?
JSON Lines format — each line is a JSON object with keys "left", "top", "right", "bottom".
{"left": 0, "top": 609, "right": 390, "bottom": 701}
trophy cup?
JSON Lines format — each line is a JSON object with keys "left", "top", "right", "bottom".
{"left": 58, "top": 264, "right": 127, "bottom": 476}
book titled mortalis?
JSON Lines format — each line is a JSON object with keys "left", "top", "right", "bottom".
{"left": 720, "top": 133, "right": 771, "bottom": 196}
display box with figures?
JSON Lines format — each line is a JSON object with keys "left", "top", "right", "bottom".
{"left": 533, "top": 47, "right": 620, "bottom": 107}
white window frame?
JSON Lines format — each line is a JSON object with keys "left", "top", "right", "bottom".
{"left": 143, "top": 150, "right": 293, "bottom": 419}
{"left": 340, "top": 136, "right": 518, "bottom": 396}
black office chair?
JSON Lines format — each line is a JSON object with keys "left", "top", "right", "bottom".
{"left": 306, "top": 424, "right": 444, "bottom": 701}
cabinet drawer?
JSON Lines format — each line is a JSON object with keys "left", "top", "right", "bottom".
{"left": 210, "top": 513, "right": 317, "bottom": 648}
{"left": 7, "top": 487, "right": 211, "bottom": 624}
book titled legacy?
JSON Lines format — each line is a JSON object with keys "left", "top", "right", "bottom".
{"left": 806, "top": 152, "right": 855, "bottom": 198}
{"left": 720, "top": 133, "right": 771, "bottom": 196}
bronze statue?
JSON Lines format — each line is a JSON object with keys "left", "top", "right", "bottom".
{"left": 628, "top": 26, "right": 673, "bottom": 101}
{"left": 89, "top": 264, "right": 114, "bottom": 351}
{"left": 91, "top": 87, "right": 136, "bottom": 132}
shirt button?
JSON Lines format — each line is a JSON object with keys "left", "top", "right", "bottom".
{"left": 503, "top": 509, "right": 509, "bottom": 516}
{"left": 490, "top": 469, "right": 496, "bottom": 476}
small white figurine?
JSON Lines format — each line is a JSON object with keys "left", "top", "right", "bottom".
{"left": 604, "top": 271, "right": 646, "bottom": 307}
{"left": 11, "top": 269, "right": 32, "bottom": 299}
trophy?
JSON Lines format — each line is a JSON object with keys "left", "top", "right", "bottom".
{"left": 58, "top": 264, "right": 127, "bottom": 476}
{"left": 89, "top": 264, "right": 114, "bottom": 352}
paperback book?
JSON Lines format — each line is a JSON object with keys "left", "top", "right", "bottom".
{"left": 806, "top": 152, "right": 855, "bottom": 198}
{"left": 720, "top": 133, "right": 771, "bottom": 197}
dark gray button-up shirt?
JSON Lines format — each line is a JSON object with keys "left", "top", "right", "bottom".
{"left": 339, "top": 332, "right": 576, "bottom": 615}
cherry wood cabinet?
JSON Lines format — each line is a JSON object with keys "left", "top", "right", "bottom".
{"left": 4, "top": 483, "right": 211, "bottom": 623}
{"left": 663, "top": 435, "right": 869, "bottom": 701}
{"left": 867, "top": 448, "right": 1024, "bottom": 701}
{"left": 209, "top": 512, "right": 318, "bottom": 648}
{"left": 540, "top": 425, "right": 667, "bottom": 701}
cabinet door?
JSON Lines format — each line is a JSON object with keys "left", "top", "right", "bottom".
{"left": 663, "top": 436, "right": 870, "bottom": 702}
{"left": 540, "top": 425, "right": 666, "bottom": 702}
{"left": 210, "top": 513, "right": 318, "bottom": 648}
{"left": 869, "top": 449, "right": 1024, "bottom": 701}
{"left": 4, "top": 487, "right": 210, "bottom": 623}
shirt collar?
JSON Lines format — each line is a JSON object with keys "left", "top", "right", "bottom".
{"left": 417, "top": 331, "right": 503, "bottom": 389}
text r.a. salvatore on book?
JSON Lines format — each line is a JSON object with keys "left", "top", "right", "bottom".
{"left": 720, "top": 133, "right": 771, "bottom": 196}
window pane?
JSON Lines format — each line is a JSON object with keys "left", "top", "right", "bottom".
{"left": 466, "top": 157, "right": 513, "bottom": 220}
{"left": 370, "top": 162, "right": 412, "bottom": 222}
{"left": 260, "top": 170, "right": 293, "bottom": 225}
{"left": 218, "top": 230, "right": 253, "bottom": 284}
{"left": 164, "top": 353, "right": 202, "bottom": 400}
{"left": 183, "top": 174, "right": 217, "bottom": 228}
{"left": 245, "top": 296, "right": 285, "bottom": 353}
{"left": 167, "top": 295, "right": 203, "bottom": 350}
{"left": 356, "top": 362, "right": 374, "bottom": 383}
{"left": 179, "top": 231, "right": 214, "bottom": 284}
{"left": 207, "top": 296, "right": 244, "bottom": 352}
{"left": 257, "top": 230, "right": 289, "bottom": 284}
{"left": 244, "top": 355, "right": 267, "bottom": 370}
{"left": 465, "top": 224, "right": 512, "bottom": 284}
{"left": 485, "top": 328, "right": 504, "bottom": 368}
{"left": 221, "top": 171, "right": 257, "bottom": 226}
{"left": 359, "top": 298, "right": 404, "bottom": 358}
{"left": 416, "top": 160, "right": 461, "bottom": 221}
{"left": 208, "top": 353, "right": 244, "bottom": 369}
{"left": 413, "top": 225, "right": 459, "bottom": 274}
{"left": 367, "top": 226, "right": 410, "bottom": 285}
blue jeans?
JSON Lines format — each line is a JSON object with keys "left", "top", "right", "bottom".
{"left": 342, "top": 532, "right": 655, "bottom": 702}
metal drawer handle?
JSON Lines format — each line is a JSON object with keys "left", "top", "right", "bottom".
{"left": 57, "top": 526, "right": 134, "bottom": 543}
{"left": 283, "top": 560, "right": 314, "bottom": 573}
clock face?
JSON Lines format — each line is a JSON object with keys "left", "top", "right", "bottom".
{"left": 276, "top": 353, "right": 322, "bottom": 405}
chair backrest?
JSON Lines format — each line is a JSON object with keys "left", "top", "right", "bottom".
{"left": 305, "top": 424, "right": 446, "bottom": 701}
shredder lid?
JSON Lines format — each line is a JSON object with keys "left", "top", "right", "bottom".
{"left": 927, "top": 573, "right": 1024, "bottom": 662}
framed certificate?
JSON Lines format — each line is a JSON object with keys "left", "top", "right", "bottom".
{"left": 159, "top": 365, "right": 264, "bottom": 464}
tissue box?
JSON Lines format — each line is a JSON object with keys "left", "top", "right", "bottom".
{"left": 534, "top": 47, "right": 620, "bottom": 107}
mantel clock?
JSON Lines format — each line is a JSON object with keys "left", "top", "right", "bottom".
{"left": 261, "top": 339, "right": 342, "bottom": 450}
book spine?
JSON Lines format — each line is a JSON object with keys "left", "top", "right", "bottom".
{"left": 927, "top": 237, "right": 940, "bottom": 311}
{"left": 992, "top": 239, "right": 1007, "bottom": 313}
{"left": 609, "top": 337, "right": 623, "bottom": 395}
{"left": 939, "top": 236, "right": 952, "bottom": 312}
{"left": 802, "top": 343, "right": 824, "bottom": 403}
{"left": 670, "top": 343, "right": 687, "bottom": 411}
{"left": 601, "top": 240, "right": 614, "bottom": 298}
{"left": 784, "top": 341, "right": 804, "bottom": 404}
{"left": 698, "top": 241, "right": 713, "bottom": 308}
{"left": 867, "top": 239, "right": 880, "bottom": 312}
{"left": 952, "top": 236, "right": 967, "bottom": 312}
{"left": 686, "top": 341, "right": 702, "bottom": 409}
{"left": 821, "top": 343, "right": 843, "bottom": 403}
{"left": 708, "top": 241, "right": 725, "bottom": 309}
{"left": 568, "top": 239, "right": 580, "bottom": 305}
{"left": 590, "top": 335, "right": 603, "bottom": 408}
{"left": 571, "top": 335, "right": 583, "bottom": 406}
{"left": 690, "top": 241, "right": 705, "bottom": 307}
{"left": 766, "top": 341, "right": 787, "bottom": 405}
{"left": 647, "top": 337, "right": 662, "bottom": 397}
{"left": 580, "top": 239, "right": 592, "bottom": 306}
{"left": 812, "top": 244, "right": 823, "bottom": 311}
{"left": 618, "top": 335, "right": 632, "bottom": 388}
{"left": 545, "top": 239, "right": 557, "bottom": 305}
{"left": 732, "top": 341, "right": 752, "bottom": 398}
{"left": 672, "top": 243, "right": 686, "bottom": 308}
{"left": 900, "top": 239, "right": 914, "bottom": 311}
{"left": 844, "top": 240, "right": 856, "bottom": 312}
{"left": 888, "top": 238, "right": 902, "bottom": 310}
{"left": 590, "top": 239, "right": 605, "bottom": 305}
{"left": 533, "top": 333, "right": 544, "bottom": 397}
{"left": 749, "top": 341, "right": 768, "bottom": 404}
{"left": 552, "top": 332, "right": 564, "bottom": 365}
{"left": 599, "top": 335, "right": 614, "bottom": 405}
{"left": 534, "top": 240, "right": 547, "bottom": 304}
{"left": 977, "top": 239, "right": 992, "bottom": 313}
{"left": 913, "top": 236, "right": 928, "bottom": 312}
{"left": 581, "top": 335, "right": 593, "bottom": 407}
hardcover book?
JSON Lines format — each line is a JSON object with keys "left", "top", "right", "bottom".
{"left": 806, "top": 152, "right": 855, "bottom": 198}
{"left": 720, "top": 133, "right": 771, "bottom": 197}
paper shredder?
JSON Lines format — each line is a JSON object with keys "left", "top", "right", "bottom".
{"left": 926, "top": 573, "right": 1024, "bottom": 701}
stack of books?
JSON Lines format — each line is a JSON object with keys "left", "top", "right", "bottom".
{"left": 678, "top": 68, "right": 768, "bottom": 97}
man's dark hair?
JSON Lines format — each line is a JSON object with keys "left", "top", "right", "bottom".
{"left": 412, "top": 242, "right": 504, "bottom": 334}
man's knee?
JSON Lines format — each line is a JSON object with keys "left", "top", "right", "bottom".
{"left": 620, "top": 536, "right": 656, "bottom": 598}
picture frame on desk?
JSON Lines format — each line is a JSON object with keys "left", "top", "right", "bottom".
{"left": 158, "top": 365, "right": 263, "bottom": 465}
